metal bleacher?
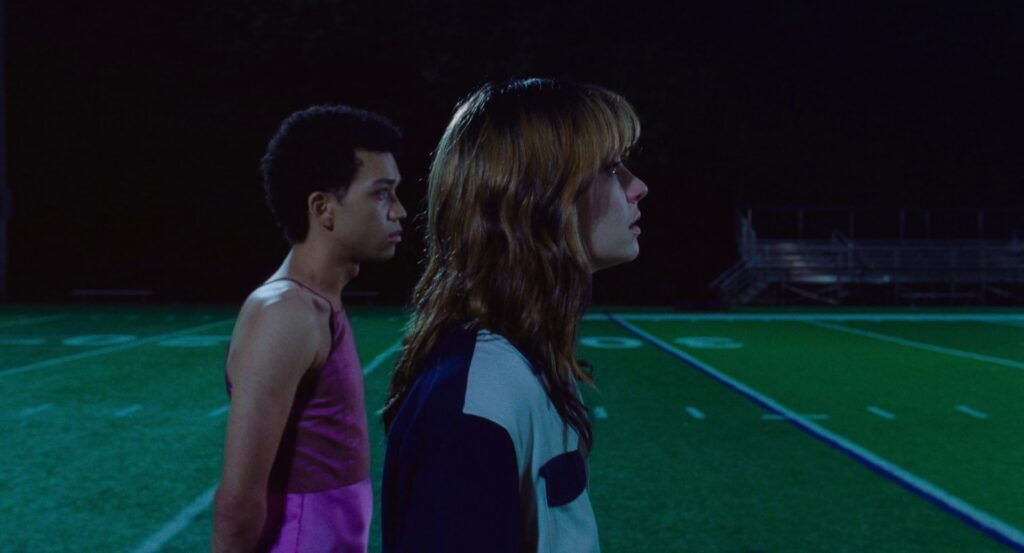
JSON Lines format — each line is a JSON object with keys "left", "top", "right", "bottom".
{"left": 711, "top": 207, "right": 1024, "bottom": 305}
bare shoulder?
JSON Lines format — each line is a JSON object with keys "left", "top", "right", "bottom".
{"left": 227, "top": 283, "right": 331, "bottom": 381}
{"left": 236, "top": 282, "right": 327, "bottom": 333}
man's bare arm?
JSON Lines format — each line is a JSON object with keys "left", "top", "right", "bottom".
{"left": 211, "top": 293, "right": 322, "bottom": 553}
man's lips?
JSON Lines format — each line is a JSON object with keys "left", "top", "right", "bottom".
{"left": 387, "top": 230, "right": 402, "bottom": 242}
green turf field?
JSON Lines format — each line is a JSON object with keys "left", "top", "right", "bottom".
{"left": 2, "top": 306, "right": 1023, "bottom": 552}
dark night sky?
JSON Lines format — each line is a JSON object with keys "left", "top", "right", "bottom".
{"left": 6, "top": 1, "right": 1024, "bottom": 305}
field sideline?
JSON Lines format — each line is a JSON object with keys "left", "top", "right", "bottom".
{"left": 2, "top": 306, "right": 1022, "bottom": 552}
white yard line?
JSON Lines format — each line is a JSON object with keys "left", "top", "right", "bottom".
{"left": 0, "top": 314, "right": 66, "bottom": 329}
{"left": 804, "top": 320, "right": 1024, "bottom": 370}
{"left": 115, "top": 405, "right": 143, "bottom": 417}
{"left": 363, "top": 339, "right": 403, "bottom": 376}
{"left": 0, "top": 319, "right": 235, "bottom": 378}
{"left": 127, "top": 484, "right": 218, "bottom": 553}
{"left": 0, "top": 338, "right": 46, "bottom": 345}
{"left": 955, "top": 405, "right": 990, "bottom": 420}
{"left": 19, "top": 403, "right": 53, "bottom": 417}
{"left": 608, "top": 314, "right": 1024, "bottom": 550}
{"left": 685, "top": 406, "right": 705, "bottom": 420}
{"left": 207, "top": 405, "right": 230, "bottom": 418}
{"left": 133, "top": 337, "right": 400, "bottom": 551}
{"left": 867, "top": 406, "right": 896, "bottom": 420}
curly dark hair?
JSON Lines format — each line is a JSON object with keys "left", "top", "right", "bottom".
{"left": 260, "top": 105, "right": 402, "bottom": 244}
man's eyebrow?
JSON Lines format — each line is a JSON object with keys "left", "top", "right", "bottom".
{"left": 373, "top": 178, "right": 398, "bottom": 187}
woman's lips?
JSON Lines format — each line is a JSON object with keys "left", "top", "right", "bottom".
{"left": 629, "top": 214, "right": 641, "bottom": 235}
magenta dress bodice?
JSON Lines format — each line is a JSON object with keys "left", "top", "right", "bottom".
{"left": 227, "top": 309, "right": 372, "bottom": 553}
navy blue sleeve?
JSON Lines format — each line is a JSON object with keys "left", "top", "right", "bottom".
{"left": 389, "top": 413, "right": 520, "bottom": 553}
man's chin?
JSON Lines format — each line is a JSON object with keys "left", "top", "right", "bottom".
{"left": 366, "top": 248, "right": 398, "bottom": 262}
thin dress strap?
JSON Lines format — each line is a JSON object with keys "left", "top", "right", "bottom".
{"left": 266, "top": 277, "right": 341, "bottom": 313}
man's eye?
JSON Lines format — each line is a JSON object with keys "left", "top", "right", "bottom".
{"left": 607, "top": 161, "right": 622, "bottom": 175}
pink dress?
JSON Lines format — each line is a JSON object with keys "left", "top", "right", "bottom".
{"left": 228, "top": 308, "right": 372, "bottom": 553}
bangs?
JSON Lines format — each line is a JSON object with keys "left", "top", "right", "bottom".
{"left": 580, "top": 87, "right": 641, "bottom": 168}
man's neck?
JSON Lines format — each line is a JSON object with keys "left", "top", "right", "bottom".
{"left": 273, "top": 244, "right": 360, "bottom": 304}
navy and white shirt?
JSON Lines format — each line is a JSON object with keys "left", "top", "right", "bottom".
{"left": 382, "top": 324, "right": 599, "bottom": 553}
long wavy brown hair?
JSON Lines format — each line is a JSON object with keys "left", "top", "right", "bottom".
{"left": 382, "top": 79, "right": 640, "bottom": 450}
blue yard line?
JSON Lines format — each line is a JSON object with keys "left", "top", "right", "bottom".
{"left": 804, "top": 320, "right": 1024, "bottom": 370}
{"left": 0, "top": 319, "right": 235, "bottom": 378}
{"left": 595, "top": 313, "right": 1024, "bottom": 322}
{"left": 0, "top": 315, "right": 66, "bottom": 329}
{"left": 762, "top": 413, "right": 829, "bottom": 421}
{"left": 608, "top": 314, "right": 1024, "bottom": 552}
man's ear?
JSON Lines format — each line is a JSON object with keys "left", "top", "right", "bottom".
{"left": 308, "top": 191, "right": 335, "bottom": 231}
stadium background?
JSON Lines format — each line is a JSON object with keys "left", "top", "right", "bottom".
{"left": 5, "top": 1, "right": 1023, "bottom": 306}
{"left": 3, "top": 2, "right": 1024, "bottom": 552}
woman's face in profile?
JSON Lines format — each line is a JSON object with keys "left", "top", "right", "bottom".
{"left": 583, "top": 159, "right": 648, "bottom": 272}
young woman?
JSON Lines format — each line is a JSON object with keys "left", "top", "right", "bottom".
{"left": 381, "top": 79, "right": 648, "bottom": 552}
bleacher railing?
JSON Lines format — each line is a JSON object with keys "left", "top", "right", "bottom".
{"left": 712, "top": 207, "right": 1024, "bottom": 305}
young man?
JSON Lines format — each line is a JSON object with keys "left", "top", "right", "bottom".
{"left": 213, "top": 105, "right": 406, "bottom": 553}
{"left": 381, "top": 79, "right": 648, "bottom": 552}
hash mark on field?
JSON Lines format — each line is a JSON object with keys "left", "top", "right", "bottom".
{"left": 19, "top": 404, "right": 53, "bottom": 417}
{"left": 610, "top": 314, "right": 1024, "bottom": 550}
{"left": 867, "top": 406, "right": 896, "bottom": 420}
{"left": 208, "top": 405, "right": 230, "bottom": 418}
{"left": 762, "top": 413, "right": 829, "bottom": 421}
{"left": 685, "top": 406, "right": 705, "bottom": 420}
{"left": 116, "top": 404, "right": 143, "bottom": 417}
{"left": 593, "top": 406, "right": 609, "bottom": 420}
{"left": 956, "top": 405, "right": 990, "bottom": 420}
